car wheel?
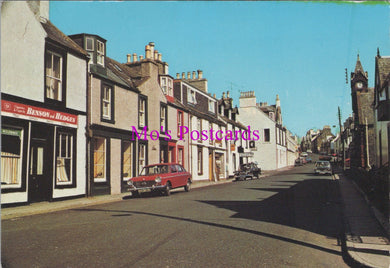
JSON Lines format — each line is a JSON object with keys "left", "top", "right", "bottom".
{"left": 184, "top": 179, "right": 191, "bottom": 192}
{"left": 164, "top": 182, "right": 171, "bottom": 196}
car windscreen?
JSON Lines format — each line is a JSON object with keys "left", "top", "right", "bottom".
{"left": 316, "top": 162, "right": 330, "bottom": 167}
{"left": 140, "top": 165, "right": 169, "bottom": 176}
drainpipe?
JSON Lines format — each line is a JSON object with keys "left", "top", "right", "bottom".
{"left": 365, "top": 117, "right": 371, "bottom": 170}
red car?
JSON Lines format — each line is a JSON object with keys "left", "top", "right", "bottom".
{"left": 127, "top": 163, "right": 192, "bottom": 197}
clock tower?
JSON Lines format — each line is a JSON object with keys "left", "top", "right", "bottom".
{"left": 351, "top": 54, "right": 368, "bottom": 118}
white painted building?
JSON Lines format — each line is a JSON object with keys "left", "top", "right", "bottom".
{"left": 238, "top": 91, "right": 288, "bottom": 171}
{"left": 1, "top": 1, "right": 89, "bottom": 204}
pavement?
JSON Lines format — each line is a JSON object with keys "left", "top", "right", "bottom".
{"left": 2, "top": 166, "right": 389, "bottom": 268}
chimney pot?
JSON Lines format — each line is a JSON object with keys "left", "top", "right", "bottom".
{"left": 182, "top": 72, "right": 185, "bottom": 79}
{"left": 192, "top": 71, "right": 196, "bottom": 79}
{"left": 176, "top": 73, "right": 180, "bottom": 79}
{"left": 227, "top": 91, "right": 230, "bottom": 98}
{"left": 149, "top": 42, "right": 155, "bottom": 58}
{"left": 127, "top": 54, "right": 132, "bottom": 63}
{"left": 187, "top": 72, "right": 191, "bottom": 79}
{"left": 139, "top": 55, "right": 144, "bottom": 61}
{"left": 158, "top": 53, "right": 162, "bottom": 61}
{"left": 133, "top": 53, "right": 137, "bottom": 63}
{"left": 154, "top": 50, "right": 158, "bottom": 60}
{"left": 197, "top": 70, "right": 203, "bottom": 79}
{"left": 213, "top": 93, "right": 216, "bottom": 98}
{"left": 223, "top": 92, "right": 226, "bottom": 98}
{"left": 145, "top": 45, "right": 151, "bottom": 59}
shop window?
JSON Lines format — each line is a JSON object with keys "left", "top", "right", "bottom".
{"left": 178, "top": 147, "right": 184, "bottom": 167}
{"left": 45, "top": 50, "right": 63, "bottom": 101}
{"left": 122, "top": 141, "right": 133, "bottom": 180}
{"left": 56, "top": 132, "right": 74, "bottom": 185}
{"left": 93, "top": 137, "right": 106, "bottom": 182}
{"left": 1, "top": 127, "right": 23, "bottom": 188}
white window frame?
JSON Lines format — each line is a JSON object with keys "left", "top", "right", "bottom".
{"left": 86, "top": 37, "right": 94, "bottom": 51}
{"left": 97, "top": 40, "right": 105, "bottom": 66}
{"left": 46, "top": 50, "right": 62, "bottom": 101}
{"left": 56, "top": 132, "right": 73, "bottom": 185}
{"left": 102, "top": 85, "right": 112, "bottom": 120}
{"left": 208, "top": 100, "right": 215, "bottom": 113}
{"left": 139, "top": 98, "right": 146, "bottom": 127}
{"left": 1, "top": 127, "right": 23, "bottom": 188}
{"left": 161, "top": 77, "right": 167, "bottom": 94}
{"left": 188, "top": 88, "right": 197, "bottom": 104}
{"left": 160, "top": 105, "right": 167, "bottom": 132}
{"left": 138, "top": 144, "right": 146, "bottom": 175}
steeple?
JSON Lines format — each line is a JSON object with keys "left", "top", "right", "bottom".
{"left": 354, "top": 54, "right": 365, "bottom": 74}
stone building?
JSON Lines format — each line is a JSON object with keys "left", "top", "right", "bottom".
{"left": 350, "top": 54, "right": 376, "bottom": 168}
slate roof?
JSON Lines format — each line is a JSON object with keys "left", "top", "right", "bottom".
{"left": 376, "top": 56, "right": 390, "bottom": 88}
{"left": 40, "top": 19, "right": 89, "bottom": 58}
{"left": 105, "top": 57, "right": 138, "bottom": 91}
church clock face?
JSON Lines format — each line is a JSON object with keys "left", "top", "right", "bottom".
{"left": 357, "top": 82, "right": 363, "bottom": 89}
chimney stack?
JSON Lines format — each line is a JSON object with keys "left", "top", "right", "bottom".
{"left": 176, "top": 73, "right": 180, "bottom": 79}
{"left": 192, "top": 71, "right": 196, "bottom": 79}
{"left": 197, "top": 70, "right": 203, "bottom": 79}
{"left": 133, "top": 53, "right": 138, "bottom": 63}
{"left": 145, "top": 45, "right": 151, "bottom": 59}
{"left": 127, "top": 54, "right": 132, "bottom": 63}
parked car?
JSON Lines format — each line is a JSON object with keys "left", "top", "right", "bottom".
{"left": 306, "top": 157, "right": 312, "bottom": 163}
{"left": 127, "top": 163, "right": 192, "bottom": 197}
{"left": 300, "top": 152, "right": 308, "bottom": 157}
{"left": 314, "top": 161, "right": 332, "bottom": 175}
{"left": 294, "top": 158, "right": 303, "bottom": 166}
{"left": 300, "top": 156, "right": 307, "bottom": 164}
{"left": 234, "top": 162, "right": 261, "bottom": 181}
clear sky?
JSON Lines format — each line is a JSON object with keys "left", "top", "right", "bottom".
{"left": 50, "top": 1, "right": 390, "bottom": 137}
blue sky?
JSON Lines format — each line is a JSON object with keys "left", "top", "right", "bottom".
{"left": 50, "top": 1, "right": 390, "bottom": 137}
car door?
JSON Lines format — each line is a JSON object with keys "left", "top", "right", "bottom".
{"left": 176, "top": 164, "right": 187, "bottom": 186}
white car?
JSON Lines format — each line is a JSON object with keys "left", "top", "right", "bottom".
{"left": 314, "top": 161, "right": 332, "bottom": 175}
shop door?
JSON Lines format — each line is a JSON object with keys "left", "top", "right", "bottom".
{"left": 29, "top": 139, "right": 50, "bottom": 202}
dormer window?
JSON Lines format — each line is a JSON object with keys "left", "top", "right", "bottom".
{"left": 97, "top": 40, "right": 105, "bottom": 66}
{"left": 86, "top": 37, "right": 94, "bottom": 51}
{"left": 188, "top": 88, "right": 197, "bottom": 104}
{"left": 208, "top": 100, "right": 215, "bottom": 113}
{"left": 160, "top": 76, "right": 173, "bottom": 96}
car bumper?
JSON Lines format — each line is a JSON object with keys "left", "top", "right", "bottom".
{"left": 127, "top": 185, "right": 166, "bottom": 193}
{"left": 315, "top": 170, "right": 332, "bottom": 175}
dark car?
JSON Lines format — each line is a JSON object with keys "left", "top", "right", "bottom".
{"left": 294, "top": 158, "right": 303, "bottom": 166}
{"left": 234, "top": 162, "right": 261, "bottom": 181}
{"left": 306, "top": 157, "right": 312, "bottom": 163}
{"left": 127, "top": 163, "right": 192, "bottom": 197}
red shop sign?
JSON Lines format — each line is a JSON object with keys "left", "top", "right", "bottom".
{"left": 2, "top": 100, "right": 78, "bottom": 125}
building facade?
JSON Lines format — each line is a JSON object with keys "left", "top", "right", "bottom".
{"left": 1, "top": 1, "right": 88, "bottom": 204}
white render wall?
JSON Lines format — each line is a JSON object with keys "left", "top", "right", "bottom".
{"left": 67, "top": 54, "right": 87, "bottom": 112}
{"left": 1, "top": 1, "right": 46, "bottom": 101}
{"left": 238, "top": 105, "right": 277, "bottom": 171}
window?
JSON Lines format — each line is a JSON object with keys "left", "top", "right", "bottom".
{"left": 197, "top": 147, "right": 203, "bottom": 175}
{"left": 160, "top": 104, "right": 167, "bottom": 133}
{"left": 102, "top": 85, "right": 113, "bottom": 121}
{"left": 188, "top": 88, "right": 197, "bottom": 104}
{"left": 93, "top": 137, "right": 106, "bottom": 182}
{"left": 139, "top": 96, "right": 147, "bottom": 128}
{"left": 178, "top": 147, "right": 184, "bottom": 166}
{"left": 197, "top": 119, "right": 202, "bottom": 142}
{"left": 122, "top": 141, "right": 133, "bottom": 180}
{"left": 56, "top": 132, "right": 73, "bottom": 185}
{"left": 45, "top": 50, "right": 62, "bottom": 101}
{"left": 161, "top": 77, "right": 167, "bottom": 94}
{"left": 86, "top": 37, "right": 94, "bottom": 51}
{"left": 208, "top": 100, "right": 215, "bottom": 113}
{"left": 138, "top": 144, "right": 146, "bottom": 175}
{"left": 97, "top": 40, "right": 105, "bottom": 66}
{"left": 209, "top": 123, "right": 213, "bottom": 145}
{"left": 177, "top": 111, "right": 184, "bottom": 136}
{"left": 168, "top": 79, "right": 173, "bottom": 96}
{"left": 264, "top": 128, "right": 270, "bottom": 142}
{"left": 1, "top": 127, "right": 23, "bottom": 188}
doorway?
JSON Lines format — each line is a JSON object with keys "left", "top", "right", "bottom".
{"left": 28, "top": 139, "right": 51, "bottom": 202}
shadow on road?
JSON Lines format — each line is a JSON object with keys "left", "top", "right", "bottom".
{"left": 73, "top": 178, "right": 343, "bottom": 257}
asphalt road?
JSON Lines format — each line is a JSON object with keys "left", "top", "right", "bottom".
{"left": 2, "top": 164, "right": 349, "bottom": 268}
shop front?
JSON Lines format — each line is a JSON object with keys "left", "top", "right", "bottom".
{"left": 1, "top": 99, "right": 86, "bottom": 205}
